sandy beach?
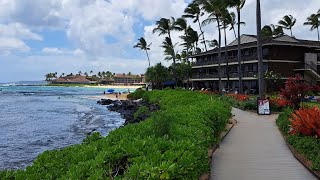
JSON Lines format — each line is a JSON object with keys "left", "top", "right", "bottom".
{"left": 88, "top": 93, "right": 129, "bottom": 101}
{"left": 84, "top": 85, "right": 143, "bottom": 89}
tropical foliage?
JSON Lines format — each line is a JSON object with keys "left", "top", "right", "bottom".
{"left": 0, "top": 90, "right": 231, "bottom": 179}
{"left": 261, "top": 24, "right": 284, "bottom": 37}
{"left": 304, "top": 12, "right": 320, "bottom": 41}
{"left": 289, "top": 107, "right": 320, "bottom": 138}
{"left": 276, "top": 108, "right": 320, "bottom": 170}
{"left": 145, "top": 63, "right": 171, "bottom": 89}
{"left": 278, "top": 15, "right": 296, "bottom": 37}
{"left": 280, "top": 74, "right": 311, "bottom": 109}
{"left": 45, "top": 72, "right": 58, "bottom": 81}
{"left": 133, "top": 37, "right": 152, "bottom": 67}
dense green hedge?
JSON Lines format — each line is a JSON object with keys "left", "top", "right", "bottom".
{"left": 0, "top": 90, "right": 231, "bottom": 179}
{"left": 276, "top": 108, "right": 320, "bottom": 170}
{"left": 217, "top": 95, "right": 285, "bottom": 112}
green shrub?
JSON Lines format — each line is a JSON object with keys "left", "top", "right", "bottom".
{"left": 133, "top": 106, "right": 151, "bottom": 120}
{"left": 152, "top": 111, "right": 172, "bottom": 137}
{"left": 276, "top": 108, "right": 293, "bottom": 134}
{"left": 127, "top": 88, "right": 145, "bottom": 100}
{"left": 0, "top": 90, "right": 231, "bottom": 179}
{"left": 82, "top": 132, "right": 103, "bottom": 144}
{"left": 287, "top": 135, "right": 320, "bottom": 170}
{"left": 242, "top": 99, "right": 257, "bottom": 110}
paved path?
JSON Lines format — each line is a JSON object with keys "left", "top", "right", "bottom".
{"left": 211, "top": 108, "right": 317, "bottom": 180}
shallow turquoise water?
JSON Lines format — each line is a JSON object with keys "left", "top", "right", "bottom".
{"left": 0, "top": 85, "right": 136, "bottom": 170}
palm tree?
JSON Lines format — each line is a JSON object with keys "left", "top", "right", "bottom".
{"left": 261, "top": 24, "right": 284, "bottom": 37}
{"left": 227, "top": 11, "right": 245, "bottom": 39}
{"left": 304, "top": 14, "right": 320, "bottom": 41}
{"left": 257, "top": 0, "right": 264, "bottom": 99}
{"left": 206, "top": 39, "right": 219, "bottom": 48}
{"left": 199, "top": 0, "right": 226, "bottom": 94}
{"left": 176, "top": 18, "right": 193, "bottom": 63}
{"left": 183, "top": 2, "right": 208, "bottom": 51}
{"left": 162, "top": 37, "right": 177, "bottom": 66}
{"left": 228, "top": 0, "right": 246, "bottom": 94}
{"left": 221, "top": 9, "right": 232, "bottom": 91}
{"left": 278, "top": 15, "right": 296, "bottom": 37}
{"left": 133, "top": 37, "right": 152, "bottom": 67}
{"left": 153, "top": 17, "right": 181, "bottom": 87}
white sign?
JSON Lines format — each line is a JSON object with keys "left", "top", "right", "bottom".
{"left": 258, "top": 99, "right": 271, "bottom": 115}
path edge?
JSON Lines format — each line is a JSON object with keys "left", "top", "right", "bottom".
{"left": 199, "top": 117, "right": 237, "bottom": 180}
{"left": 279, "top": 130, "right": 320, "bottom": 179}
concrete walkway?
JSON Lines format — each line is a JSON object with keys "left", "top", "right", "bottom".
{"left": 211, "top": 108, "right": 317, "bottom": 180}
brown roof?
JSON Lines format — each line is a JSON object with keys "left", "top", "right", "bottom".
{"left": 52, "top": 76, "right": 91, "bottom": 83}
{"left": 191, "top": 34, "right": 320, "bottom": 57}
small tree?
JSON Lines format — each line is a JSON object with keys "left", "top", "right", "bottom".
{"left": 145, "top": 63, "right": 170, "bottom": 89}
{"left": 281, "top": 74, "right": 311, "bottom": 109}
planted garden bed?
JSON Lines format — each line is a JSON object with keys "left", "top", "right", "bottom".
{"left": 0, "top": 89, "right": 231, "bottom": 179}
{"left": 276, "top": 108, "right": 320, "bottom": 178}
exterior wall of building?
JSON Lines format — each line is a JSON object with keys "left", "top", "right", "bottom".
{"left": 268, "top": 62, "right": 296, "bottom": 77}
{"left": 113, "top": 77, "right": 142, "bottom": 84}
{"left": 191, "top": 41, "right": 320, "bottom": 92}
{"left": 268, "top": 46, "right": 305, "bottom": 61}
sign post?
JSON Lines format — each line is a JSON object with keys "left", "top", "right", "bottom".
{"left": 257, "top": 98, "right": 271, "bottom": 115}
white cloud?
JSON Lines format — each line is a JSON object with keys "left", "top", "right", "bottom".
{"left": 1, "top": 0, "right": 320, "bottom": 82}
{"left": 41, "top": 47, "right": 84, "bottom": 56}
{"left": 0, "top": 23, "right": 42, "bottom": 54}
{"left": 0, "top": 37, "right": 30, "bottom": 54}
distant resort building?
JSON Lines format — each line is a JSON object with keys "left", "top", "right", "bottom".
{"left": 51, "top": 75, "right": 96, "bottom": 84}
{"left": 112, "top": 74, "right": 145, "bottom": 85}
{"left": 190, "top": 34, "right": 320, "bottom": 92}
{"left": 50, "top": 74, "right": 145, "bottom": 85}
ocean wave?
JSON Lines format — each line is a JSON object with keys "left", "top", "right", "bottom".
{"left": 0, "top": 83, "right": 16, "bottom": 87}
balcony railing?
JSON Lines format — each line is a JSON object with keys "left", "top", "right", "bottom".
{"left": 193, "top": 54, "right": 258, "bottom": 67}
{"left": 192, "top": 71, "right": 258, "bottom": 79}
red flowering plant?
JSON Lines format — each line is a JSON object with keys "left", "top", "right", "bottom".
{"left": 226, "top": 94, "right": 250, "bottom": 101}
{"left": 270, "top": 97, "right": 291, "bottom": 108}
{"left": 289, "top": 107, "right": 320, "bottom": 138}
{"left": 280, "top": 74, "right": 311, "bottom": 109}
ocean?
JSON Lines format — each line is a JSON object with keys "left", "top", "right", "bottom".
{"left": 0, "top": 83, "right": 136, "bottom": 170}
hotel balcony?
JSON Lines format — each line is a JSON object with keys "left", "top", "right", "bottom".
{"left": 191, "top": 71, "right": 258, "bottom": 80}
{"left": 192, "top": 54, "right": 258, "bottom": 67}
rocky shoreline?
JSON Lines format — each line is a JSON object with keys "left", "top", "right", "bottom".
{"left": 97, "top": 99, "right": 160, "bottom": 125}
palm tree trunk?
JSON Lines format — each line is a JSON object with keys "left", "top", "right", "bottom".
{"left": 186, "top": 44, "right": 190, "bottom": 88}
{"left": 145, "top": 50, "right": 151, "bottom": 67}
{"left": 290, "top": 28, "right": 293, "bottom": 37}
{"left": 317, "top": 27, "right": 320, "bottom": 41}
{"left": 168, "top": 32, "right": 177, "bottom": 88}
{"left": 224, "top": 23, "right": 230, "bottom": 92}
{"left": 216, "top": 15, "right": 223, "bottom": 95}
{"left": 232, "top": 25, "right": 237, "bottom": 39}
{"left": 198, "top": 19, "right": 208, "bottom": 51}
{"left": 257, "top": 0, "right": 265, "bottom": 99}
{"left": 237, "top": 8, "right": 243, "bottom": 94}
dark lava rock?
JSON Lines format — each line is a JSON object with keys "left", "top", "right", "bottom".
{"left": 97, "top": 99, "right": 160, "bottom": 125}
{"left": 97, "top": 99, "right": 114, "bottom": 105}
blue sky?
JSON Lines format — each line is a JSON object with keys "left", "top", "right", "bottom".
{"left": 0, "top": 0, "right": 320, "bottom": 83}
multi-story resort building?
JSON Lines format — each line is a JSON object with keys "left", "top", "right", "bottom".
{"left": 113, "top": 74, "right": 145, "bottom": 85}
{"left": 190, "top": 34, "right": 320, "bottom": 93}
